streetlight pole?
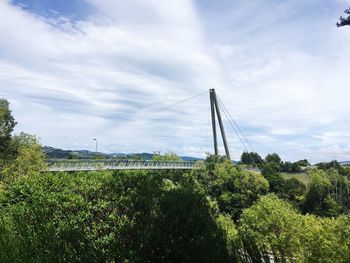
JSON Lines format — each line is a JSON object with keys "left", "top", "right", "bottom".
{"left": 93, "top": 138, "right": 98, "bottom": 157}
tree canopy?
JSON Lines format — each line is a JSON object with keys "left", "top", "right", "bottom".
{"left": 265, "top": 153, "right": 282, "bottom": 164}
{"left": 240, "top": 151, "right": 263, "bottom": 165}
{"left": 0, "top": 99, "right": 17, "bottom": 169}
{"left": 337, "top": 7, "right": 350, "bottom": 27}
{"left": 0, "top": 98, "right": 44, "bottom": 182}
{"left": 152, "top": 152, "right": 182, "bottom": 161}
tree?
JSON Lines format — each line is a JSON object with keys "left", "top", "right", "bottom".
{"left": 0, "top": 169, "right": 235, "bottom": 262}
{"left": 204, "top": 154, "right": 227, "bottom": 176}
{"left": 240, "top": 152, "right": 262, "bottom": 165}
{"left": 209, "top": 159, "right": 269, "bottom": 220}
{"left": 0, "top": 99, "right": 17, "bottom": 168}
{"left": 300, "top": 215, "right": 350, "bottom": 262}
{"left": 261, "top": 162, "right": 284, "bottom": 193}
{"left": 238, "top": 195, "right": 350, "bottom": 262}
{"left": 317, "top": 160, "right": 342, "bottom": 171}
{"left": 0, "top": 98, "right": 45, "bottom": 182}
{"left": 337, "top": 7, "right": 350, "bottom": 27}
{"left": 238, "top": 195, "right": 302, "bottom": 262}
{"left": 152, "top": 152, "right": 182, "bottom": 161}
{"left": 302, "top": 169, "right": 342, "bottom": 217}
{"left": 2, "top": 133, "right": 45, "bottom": 182}
{"left": 265, "top": 153, "right": 282, "bottom": 164}
{"left": 282, "top": 177, "right": 306, "bottom": 205}
{"left": 295, "top": 159, "right": 310, "bottom": 167}
{"left": 216, "top": 214, "right": 240, "bottom": 259}
{"left": 281, "top": 161, "right": 302, "bottom": 173}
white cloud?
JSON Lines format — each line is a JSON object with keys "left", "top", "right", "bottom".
{"left": 0, "top": 0, "right": 220, "bottom": 156}
{"left": 0, "top": 0, "right": 349, "bottom": 163}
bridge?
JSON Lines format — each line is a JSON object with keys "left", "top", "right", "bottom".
{"left": 44, "top": 89, "right": 259, "bottom": 172}
{"left": 45, "top": 159, "right": 204, "bottom": 172}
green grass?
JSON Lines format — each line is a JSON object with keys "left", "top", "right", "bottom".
{"left": 282, "top": 172, "right": 310, "bottom": 185}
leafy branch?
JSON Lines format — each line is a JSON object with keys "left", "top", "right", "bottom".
{"left": 337, "top": 7, "right": 350, "bottom": 27}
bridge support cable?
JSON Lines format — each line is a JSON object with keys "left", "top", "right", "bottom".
{"left": 216, "top": 97, "right": 249, "bottom": 151}
{"left": 155, "top": 91, "right": 207, "bottom": 111}
{"left": 209, "top": 89, "right": 231, "bottom": 160}
{"left": 218, "top": 103, "right": 257, "bottom": 167}
{"left": 218, "top": 97, "right": 264, "bottom": 165}
{"left": 120, "top": 90, "right": 207, "bottom": 154}
{"left": 216, "top": 96, "right": 263, "bottom": 166}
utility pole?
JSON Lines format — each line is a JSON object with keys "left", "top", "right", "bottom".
{"left": 93, "top": 138, "right": 98, "bottom": 156}
{"left": 209, "top": 89, "right": 231, "bottom": 160}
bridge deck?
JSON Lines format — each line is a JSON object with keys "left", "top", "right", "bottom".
{"left": 44, "top": 160, "right": 204, "bottom": 172}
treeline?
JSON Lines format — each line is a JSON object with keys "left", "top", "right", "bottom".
{"left": 240, "top": 152, "right": 309, "bottom": 173}
{"left": 241, "top": 151, "right": 350, "bottom": 217}
{"left": 241, "top": 151, "right": 350, "bottom": 175}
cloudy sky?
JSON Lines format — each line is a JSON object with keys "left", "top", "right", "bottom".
{"left": 0, "top": 0, "right": 349, "bottom": 162}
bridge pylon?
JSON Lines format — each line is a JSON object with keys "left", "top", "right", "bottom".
{"left": 209, "top": 89, "right": 231, "bottom": 160}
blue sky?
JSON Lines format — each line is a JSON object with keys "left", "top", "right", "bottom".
{"left": 0, "top": 0, "right": 350, "bottom": 162}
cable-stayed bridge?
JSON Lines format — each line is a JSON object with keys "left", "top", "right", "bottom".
{"left": 44, "top": 89, "right": 259, "bottom": 172}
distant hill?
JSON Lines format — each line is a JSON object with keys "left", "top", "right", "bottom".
{"left": 43, "top": 146, "right": 110, "bottom": 159}
{"left": 42, "top": 146, "right": 202, "bottom": 161}
{"left": 180, "top": 156, "right": 202, "bottom": 161}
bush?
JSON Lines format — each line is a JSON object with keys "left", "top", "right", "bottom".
{"left": 238, "top": 194, "right": 350, "bottom": 262}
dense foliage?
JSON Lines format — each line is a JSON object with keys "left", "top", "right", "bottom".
{"left": 0, "top": 170, "right": 232, "bottom": 262}
{"left": 240, "top": 152, "right": 308, "bottom": 173}
{"left": 1, "top": 169, "right": 349, "bottom": 262}
{"left": 0, "top": 99, "right": 17, "bottom": 170}
{"left": 0, "top": 99, "right": 43, "bottom": 182}
{"left": 240, "top": 152, "right": 263, "bottom": 165}
{"left": 239, "top": 195, "right": 350, "bottom": 262}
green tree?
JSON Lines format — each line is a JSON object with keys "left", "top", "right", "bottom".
{"left": 337, "top": 7, "right": 350, "bottom": 27}
{"left": 204, "top": 154, "right": 227, "bottom": 176}
{"left": 0, "top": 170, "right": 235, "bottom": 262}
{"left": 2, "top": 133, "right": 45, "bottom": 182}
{"left": 344, "top": 166, "right": 350, "bottom": 178}
{"left": 282, "top": 178, "right": 306, "bottom": 207}
{"left": 240, "top": 152, "right": 263, "bottom": 165}
{"left": 282, "top": 162, "right": 302, "bottom": 173}
{"left": 0, "top": 99, "right": 45, "bottom": 182}
{"left": 238, "top": 195, "right": 302, "bottom": 262}
{"left": 265, "top": 153, "right": 282, "bottom": 164}
{"left": 216, "top": 214, "right": 240, "bottom": 259}
{"left": 0, "top": 99, "right": 17, "bottom": 169}
{"left": 152, "top": 152, "right": 182, "bottom": 161}
{"left": 238, "top": 195, "right": 350, "bottom": 262}
{"left": 261, "top": 162, "right": 284, "bottom": 193}
{"left": 208, "top": 159, "right": 269, "bottom": 220}
{"left": 300, "top": 215, "right": 350, "bottom": 262}
{"left": 316, "top": 160, "right": 349, "bottom": 176}
{"left": 295, "top": 159, "right": 310, "bottom": 167}
{"left": 302, "top": 169, "right": 342, "bottom": 217}
{"left": 317, "top": 160, "right": 342, "bottom": 170}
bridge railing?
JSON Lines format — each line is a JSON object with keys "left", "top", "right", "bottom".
{"left": 44, "top": 159, "right": 205, "bottom": 172}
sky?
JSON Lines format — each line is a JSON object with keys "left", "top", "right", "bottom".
{"left": 0, "top": 0, "right": 350, "bottom": 163}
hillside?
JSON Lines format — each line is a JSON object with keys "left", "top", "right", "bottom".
{"left": 42, "top": 146, "right": 202, "bottom": 161}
